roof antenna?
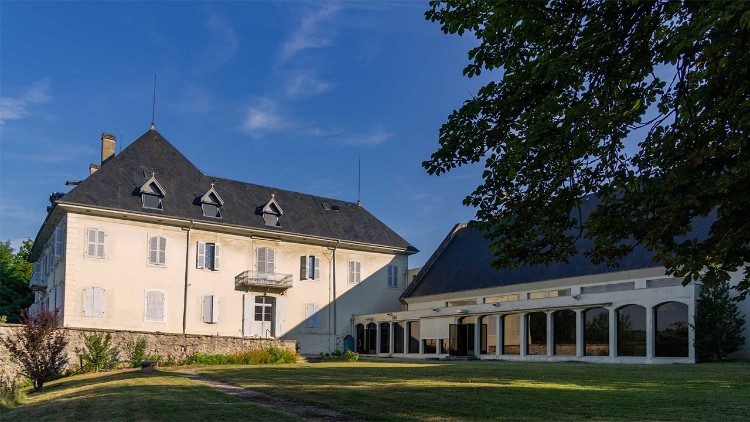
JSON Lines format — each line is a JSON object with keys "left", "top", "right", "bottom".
{"left": 357, "top": 157, "right": 362, "bottom": 206}
{"left": 150, "top": 70, "right": 157, "bottom": 130}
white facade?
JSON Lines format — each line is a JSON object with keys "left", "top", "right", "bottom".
{"left": 29, "top": 206, "right": 411, "bottom": 354}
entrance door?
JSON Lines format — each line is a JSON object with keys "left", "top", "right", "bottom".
{"left": 244, "top": 295, "right": 275, "bottom": 338}
{"left": 448, "top": 324, "right": 473, "bottom": 356}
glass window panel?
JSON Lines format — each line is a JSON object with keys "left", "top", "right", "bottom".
{"left": 617, "top": 305, "right": 647, "bottom": 356}
{"left": 480, "top": 315, "right": 497, "bottom": 354}
{"left": 379, "top": 323, "right": 390, "bottom": 353}
{"left": 584, "top": 307, "right": 610, "bottom": 356}
{"left": 655, "top": 302, "right": 689, "bottom": 357}
{"left": 423, "top": 339, "right": 436, "bottom": 354}
{"left": 393, "top": 322, "right": 405, "bottom": 353}
{"left": 526, "top": 312, "right": 547, "bottom": 355}
{"left": 408, "top": 321, "right": 420, "bottom": 353}
{"left": 553, "top": 310, "right": 576, "bottom": 356}
{"left": 502, "top": 314, "right": 520, "bottom": 355}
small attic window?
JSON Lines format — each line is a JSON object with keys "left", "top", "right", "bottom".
{"left": 199, "top": 185, "right": 224, "bottom": 218}
{"left": 261, "top": 193, "right": 283, "bottom": 227}
{"left": 321, "top": 202, "right": 331, "bottom": 211}
{"left": 331, "top": 205, "right": 341, "bottom": 212}
{"left": 139, "top": 175, "right": 166, "bottom": 210}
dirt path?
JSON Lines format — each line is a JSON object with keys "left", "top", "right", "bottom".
{"left": 172, "top": 369, "right": 360, "bottom": 421}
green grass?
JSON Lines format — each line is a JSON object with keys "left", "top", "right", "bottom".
{"left": 0, "top": 369, "right": 294, "bottom": 421}
{"left": 194, "top": 360, "right": 750, "bottom": 421}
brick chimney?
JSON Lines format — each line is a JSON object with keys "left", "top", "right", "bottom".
{"left": 101, "top": 132, "right": 116, "bottom": 164}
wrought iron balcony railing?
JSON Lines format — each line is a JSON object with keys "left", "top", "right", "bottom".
{"left": 29, "top": 276, "right": 47, "bottom": 291}
{"left": 235, "top": 270, "right": 293, "bottom": 290}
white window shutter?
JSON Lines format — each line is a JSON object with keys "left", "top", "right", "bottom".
{"left": 83, "top": 287, "right": 93, "bottom": 317}
{"left": 314, "top": 257, "right": 321, "bottom": 280}
{"left": 148, "top": 235, "right": 158, "bottom": 264}
{"left": 156, "top": 291, "right": 165, "bottom": 321}
{"left": 214, "top": 243, "right": 220, "bottom": 270}
{"left": 54, "top": 227, "right": 63, "bottom": 260}
{"left": 300, "top": 256, "right": 308, "bottom": 280}
{"left": 267, "top": 249, "right": 275, "bottom": 274}
{"left": 196, "top": 241, "right": 205, "bottom": 269}
{"left": 356, "top": 261, "right": 361, "bottom": 283}
{"left": 97, "top": 230, "right": 106, "bottom": 258}
{"left": 146, "top": 291, "right": 164, "bottom": 321}
{"left": 87, "top": 229, "right": 96, "bottom": 257}
{"left": 257, "top": 247, "right": 266, "bottom": 273}
{"left": 212, "top": 295, "right": 220, "bottom": 323}
{"left": 93, "top": 287, "right": 104, "bottom": 317}
{"left": 203, "top": 295, "right": 212, "bottom": 323}
{"left": 158, "top": 236, "right": 166, "bottom": 265}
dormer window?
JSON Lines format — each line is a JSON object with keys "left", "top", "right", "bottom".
{"left": 199, "top": 184, "right": 224, "bottom": 218}
{"left": 261, "top": 193, "right": 283, "bottom": 227}
{"left": 139, "top": 174, "right": 166, "bottom": 210}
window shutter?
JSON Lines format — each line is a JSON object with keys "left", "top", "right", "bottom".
{"left": 203, "top": 295, "right": 212, "bottom": 323}
{"left": 348, "top": 261, "right": 354, "bottom": 283}
{"left": 93, "top": 287, "right": 104, "bottom": 317}
{"left": 148, "top": 235, "right": 158, "bottom": 265}
{"left": 97, "top": 230, "right": 106, "bottom": 258}
{"left": 212, "top": 295, "right": 220, "bottom": 323}
{"left": 213, "top": 243, "right": 220, "bottom": 270}
{"left": 314, "top": 257, "right": 321, "bottom": 280}
{"left": 54, "top": 227, "right": 64, "bottom": 260}
{"left": 158, "top": 236, "right": 166, "bottom": 265}
{"left": 257, "top": 247, "right": 266, "bottom": 273}
{"left": 146, "top": 291, "right": 164, "bottom": 321}
{"left": 196, "top": 241, "right": 205, "bottom": 269}
{"left": 300, "top": 256, "right": 308, "bottom": 280}
{"left": 356, "top": 261, "right": 361, "bottom": 283}
{"left": 156, "top": 291, "right": 165, "bottom": 321}
{"left": 83, "top": 287, "right": 94, "bottom": 317}
{"left": 87, "top": 229, "right": 97, "bottom": 257}
{"left": 267, "top": 249, "right": 275, "bottom": 274}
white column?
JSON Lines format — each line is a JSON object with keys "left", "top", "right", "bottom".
{"left": 495, "top": 315, "right": 502, "bottom": 356}
{"left": 375, "top": 323, "right": 382, "bottom": 355}
{"left": 404, "top": 322, "right": 410, "bottom": 354}
{"left": 688, "top": 300, "right": 696, "bottom": 362}
{"left": 474, "top": 319, "right": 482, "bottom": 356}
{"left": 575, "top": 309, "right": 584, "bottom": 357}
{"left": 646, "top": 305, "right": 654, "bottom": 359}
{"left": 609, "top": 307, "right": 617, "bottom": 359}
{"left": 389, "top": 321, "right": 395, "bottom": 355}
{"left": 520, "top": 313, "right": 528, "bottom": 356}
{"left": 546, "top": 311, "right": 554, "bottom": 357}
{"left": 418, "top": 322, "right": 424, "bottom": 354}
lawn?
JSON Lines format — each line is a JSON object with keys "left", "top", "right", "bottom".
{"left": 0, "top": 369, "right": 294, "bottom": 422}
{"left": 194, "top": 360, "right": 750, "bottom": 421}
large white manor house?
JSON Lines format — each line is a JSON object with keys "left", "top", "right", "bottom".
{"left": 29, "top": 128, "right": 749, "bottom": 360}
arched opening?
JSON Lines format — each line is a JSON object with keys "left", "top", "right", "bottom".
{"left": 366, "top": 323, "right": 377, "bottom": 354}
{"left": 355, "top": 323, "right": 365, "bottom": 354}
{"left": 654, "top": 301, "right": 689, "bottom": 357}
{"left": 553, "top": 310, "right": 576, "bottom": 356}
{"left": 502, "top": 314, "right": 520, "bottom": 355}
{"left": 526, "top": 312, "right": 547, "bottom": 355}
{"left": 583, "top": 307, "right": 609, "bottom": 356}
{"left": 479, "top": 315, "right": 497, "bottom": 354}
{"left": 393, "top": 322, "right": 405, "bottom": 353}
{"left": 616, "top": 305, "right": 646, "bottom": 356}
{"left": 408, "top": 321, "right": 420, "bottom": 353}
{"left": 379, "top": 322, "right": 391, "bottom": 354}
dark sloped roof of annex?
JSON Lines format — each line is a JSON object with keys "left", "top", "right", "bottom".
{"left": 57, "top": 128, "right": 416, "bottom": 252}
{"left": 402, "top": 196, "right": 714, "bottom": 298}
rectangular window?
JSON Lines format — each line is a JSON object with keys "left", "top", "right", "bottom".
{"left": 148, "top": 235, "right": 167, "bottom": 266}
{"left": 257, "top": 247, "right": 276, "bottom": 274}
{"left": 528, "top": 289, "right": 571, "bottom": 299}
{"left": 484, "top": 294, "right": 520, "bottom": 304}
{"left": 203, "top": 295, "right": 219, "bottom": 323}
{"left": 83, "top": 287, "right": 104, "bottom": 317}
{"left": 54, "top": 285, "right": 63, "bottom": 310}
{"left": 387, "top": 264, "right": 398, "bottom": 288}
{"left": 348, "top": 260, "right": 361, "bottom": 284}
{"left": 305, "top": 303, "right": 321, "bottom": 329}
{"left": 54, "top": 226, "right": 65, "bottom": 261}
{"left": 145, "top": 291, "right": 165, "bottom": 322}
{"left": 196, "top": 242, "right": 221, "bottom": 270}
{"left": 446, "top": 299, "right": 476, "bottom": 307}
{"left": 581, "top": 282, "right": 635, "bottom": 294}
{"left": 85, "top": 228, "right": 106, "bottom": 259}
{"left": 300, "top": 255, "right": 321, "bottom": 280}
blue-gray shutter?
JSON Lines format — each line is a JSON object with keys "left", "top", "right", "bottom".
{"left": 314, "top": 257, "right": 321, "bottom": 280}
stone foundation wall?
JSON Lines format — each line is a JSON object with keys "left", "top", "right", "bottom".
{"left": 0, "top": 324, "right": 296, "bottom": 378}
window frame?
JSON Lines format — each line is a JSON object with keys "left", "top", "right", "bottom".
{"left": 387, "top": 264, "right": 399, "bottom": 288}
{"left": 348, "top": 260, "right": 362, "bottom": 284}
{"left": 141, "top": 192, "right": 163, "bottom": 210}
{"left": 257, "top": 246, "right": 276, "bottom": 275}
{"left": 84, "top": 228, "right": 107, "bottom": 260}
{"left": 144, "top": 290, "right": 166, "bottom": 323}
{"left": 147, "top": 234, "right": 167, "bottom": 267}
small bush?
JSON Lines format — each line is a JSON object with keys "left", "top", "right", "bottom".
{"left": 0, "top": 371, "right": 26, "bottom": 408}
{"left": 77, "top": 332, "right": 119, "bottom": 372}
{"left": 183, "top": 347, "right": 298, "bottom": 365}
{"left": 2, "top": 309, "right": 68, "bottom": 391}
{"left": 343, "top": 350, "right": 359, "bottom": 362}
{"left": 126, "top": 338, "right": 148, "bottom": 368}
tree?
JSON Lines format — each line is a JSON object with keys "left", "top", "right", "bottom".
{"left": 0, "top": 240, "right": 34, "bottom": 322}
{"left": 77, "top": 332, "right": 119, "bottom": 372}
{"left": 3, "top": 309, "right": 68, "bottom": 390}
{"left": 423, "top": 1, "right": 750, "bottom": 296}
{"left": 693, "top": 281, "right": 745, "bottom": 362}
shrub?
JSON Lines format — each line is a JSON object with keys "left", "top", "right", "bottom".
{"left": 77, "top": 332, "right": 119, "bottom": 372}
{"left": 343, "top": 350, "right": 359, "bottom": 362}
{"left": 693, "top": 281, "right": 746, "bottom": 362}
{"left": 0, "top": 371, "right": 26, "bottom": 408}
{"left": 2, "top": 309, "right": 68, "bottom": 391}
{"left": 183, "top": 347, "right": 298, "bottom": 365}
{"left": 126, "top": 338, "right": 148, "bottom": 368}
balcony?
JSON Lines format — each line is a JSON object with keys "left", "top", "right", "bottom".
{"left": 235, "top": 270, "right": 293, "bottom": 290}
{"left": 30, "top": 276, "right": 47, "bottom": 291}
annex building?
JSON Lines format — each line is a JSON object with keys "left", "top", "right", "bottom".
{"left": 28, "top": 128, "right": 417, "bottom": 354}
{"left": 354, "top": 201, "right": 750, "bottom": 363}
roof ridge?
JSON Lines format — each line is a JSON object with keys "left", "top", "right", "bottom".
{"left": 400, "top": 222, "right": 467, "bottom": 299}
{"left": 206, "top": 174, "right": 359, "bottom": 206}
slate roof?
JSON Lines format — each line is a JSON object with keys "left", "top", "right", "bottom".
{"left": 402, "top": 196, "right": 714, "bottom": 298}
{"left": 48, "top": 128, "right": 415, "bottom": 254}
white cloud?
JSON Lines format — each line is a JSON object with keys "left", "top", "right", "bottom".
{"left": 285, "top": 71, "right": 332, "bottom": 99}
{"left": 279, "top": 3, "right": 340, "bottom": 62}
{"left": 241, "top": 99, "right": 284, "bottom": 133}
{"left": 0, "top": 79, "right": 52, "bottom": 125}
{"left": 202, "top": 14, "right": 239, "bottom": 71}
{"left": 341, "top": 127, "right": 392, "bottom": 146}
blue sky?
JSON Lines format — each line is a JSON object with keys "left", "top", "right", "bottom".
{"left": 0, "top": 1, "right": 492, "bottom": 267}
